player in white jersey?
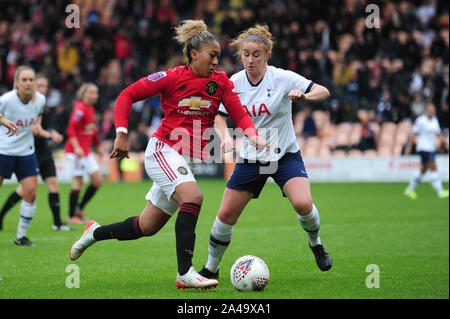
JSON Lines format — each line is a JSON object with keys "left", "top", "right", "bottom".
{"left": 0, "top": 74, "right": 70, "bottom": 232}
{"left": 404, "top": 103, "right": 449, "bottom": 199}
{"left": 0, "top": 66, "right": 49, "bottom": 246}
{"left": 199, "top": 25, "right": 332, "bottom": 280}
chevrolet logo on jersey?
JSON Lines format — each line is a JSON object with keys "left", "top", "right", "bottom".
{"left": 83, "top": 123, "right": 96, "bottom": 134}
{"left": 178, "top": 97, "right": 211, "bottom": 110}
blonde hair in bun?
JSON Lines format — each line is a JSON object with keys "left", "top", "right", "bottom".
{"left": 174, "top": 20, "right": 217, "bottom": 62}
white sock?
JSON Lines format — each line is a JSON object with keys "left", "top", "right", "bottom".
{"left": 429, "top": 171, "right": 443, "bottom": 195}
{"left": 206, "top": 217, "right": 233, "bottom": 273}
{"left": 298, "top": 204, "right": 322, "bottom": 247}
{"left": 407, "top": 171, "right": 422, "bottom": 192}
{"left": 16, "top": 200, "right": 36, "bottom": 239}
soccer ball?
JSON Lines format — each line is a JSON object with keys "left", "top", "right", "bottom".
{"left": 230, "top": 255, "right": 269, "bottom": 291}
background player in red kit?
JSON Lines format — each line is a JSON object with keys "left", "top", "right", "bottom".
{"left": 69, "top": 20, "right": 267, "bottom": 289}
{"left": 65, "top": 83, "right": 103, "bottom": 224}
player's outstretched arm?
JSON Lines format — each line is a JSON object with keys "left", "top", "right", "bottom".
{"left": 32, "top": 126, "right": 64, "bottom": 144}
{"left": 110, "top": 132, "right": 129, "bottom": 160}
{"left": 288, "top": 84, "right": 330, "bottom": 103}
{"left": 221, "top": 79, "right": 269, "bottom": 152}
{"left": 405, "top": 134, "right": 417, "bottom": 155}
{"left": 49, "top": 129, "right": 64, "bottom": 144}
{"left": 114, "top": 76, "right": 166, "bottom": 132}
{"left": 226, "top": 108, "right": 269, "bottom": 152}
{"left": 214, "top": 114, "right": 234, "bottom": 153}
{"left": 248, "top": 135, "right": 269, "bottom": 152}
{"left": 112, "top": 78, "right": 160, "bottom": 161}
{"left": 0, "top": 113, "right": 19, "bottom": 137}
{"left": 32, "top": 115, "right": 62, "bottom": 143}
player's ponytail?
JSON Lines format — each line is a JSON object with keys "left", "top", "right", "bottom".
{"left": 174, "top": 20, "right": 216, "bottom": 63}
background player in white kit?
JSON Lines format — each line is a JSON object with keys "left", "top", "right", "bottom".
{"left": 199, "top": 24, "right": 332, "bottom": 279}
{"left": 0, "top": 74, "right": 69, "bottom": 232}
{"left": 0, "top": 66, "right": 48, "bottom": 246}
{"left": 404, "top": 103, "right": 449, "bottom": 199}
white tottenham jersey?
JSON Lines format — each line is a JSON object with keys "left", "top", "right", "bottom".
{"left": 0, "top": 90, "right": 45, "bottom": 156}
{"left": 219, "top": 65, "right": 313, "bottom": 161}
{"left": 412, "top": 114, "right": 441, "bottom": 152}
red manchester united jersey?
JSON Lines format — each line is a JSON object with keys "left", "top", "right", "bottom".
{"left": 65, "top": 100, "right": 100, "bottom": 156}
{"left": 114, "top": 64, "right": 257, "bottom": 159}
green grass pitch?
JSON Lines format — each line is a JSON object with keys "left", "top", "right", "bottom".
{"left": 0, "top": 179, "right": 448, "bottom": 299}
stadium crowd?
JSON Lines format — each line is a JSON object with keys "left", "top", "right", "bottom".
{"left": 0, "top": 0, "right": 448, "bottom": 158}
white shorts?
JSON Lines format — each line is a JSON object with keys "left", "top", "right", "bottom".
{"left": 66, "top": 153, "right": 100, "bottom": 177}
{"left": 144, "top": 137, "right": 196, "bottom": 216}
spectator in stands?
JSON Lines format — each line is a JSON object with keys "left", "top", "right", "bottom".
{"left": 57, "top": 36, "right": 80, "bottom": 74}
{"left": 355, "top": 117, "right": 376, "bottom": 152}
{"left": 99, "top": 108, "right": 115, "bottom": 142}
{"left": 127, "top": 131, "right": 142, "bottom": 153}
{"left": 438, "top": 100, "right": 449, "bottom": 135}
{"left": 156, "top": 0, "right": 178, "bottom": 26}
{"left": 376, "top": 89, "right": 393, "bottom": 123}
{"left": 301, "top": 107, "right": 317, "bottom": 138}
{"left": 340, "top": 102, "right": 358, "bottom": 123}
{"left": 114, "top": 28, "right": 132, "bottom": 66}
{"left": 411, "top": 92, "right": 427, "bottom": 118}
{"left": 136, "top": 122, "right": 150, "bottom": 152}
{"left": 328, "top": 99, "right": 340, "bottom": 124}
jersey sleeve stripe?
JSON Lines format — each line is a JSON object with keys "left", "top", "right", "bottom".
{"left": 305, "top": 81, "right": 315, "bottom": 94}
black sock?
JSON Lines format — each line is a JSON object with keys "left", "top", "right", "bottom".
{"left": 79, "top": 185, "right": 99, "bottom": 210}
{"left": 0, "top": 191, "right": 22, "bottom": 222}
{"left": 93, "top": 216, "right": 144, "bottom": 241}
{"left": 175, "top": 203, "right": 201, "bottom": 276}
{"left": 48, "top": 192, "right": 62, "bottom": 226}
{"left": 69, "top": 190, "right": 80, "bottom": 218}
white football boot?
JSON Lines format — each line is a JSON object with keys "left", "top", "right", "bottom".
{"left": 175, "top": 266, "right": 219, "bottom": 289}
{"left": 69, "top": 221, "right": 100, "bottom": 261}
{"left": 52, "top": 224, "right": 74, "bottom": 231}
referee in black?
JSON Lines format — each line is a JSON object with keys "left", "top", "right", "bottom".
{"left": 0, "top": 74, "right": 72, "bottom": 231}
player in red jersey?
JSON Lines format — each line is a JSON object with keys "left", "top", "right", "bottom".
{"left": 65, "top": 83, "right": 103, "bottom": 224}
{"left": 69, "top": 20, "right": 268, "bottom": 289}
